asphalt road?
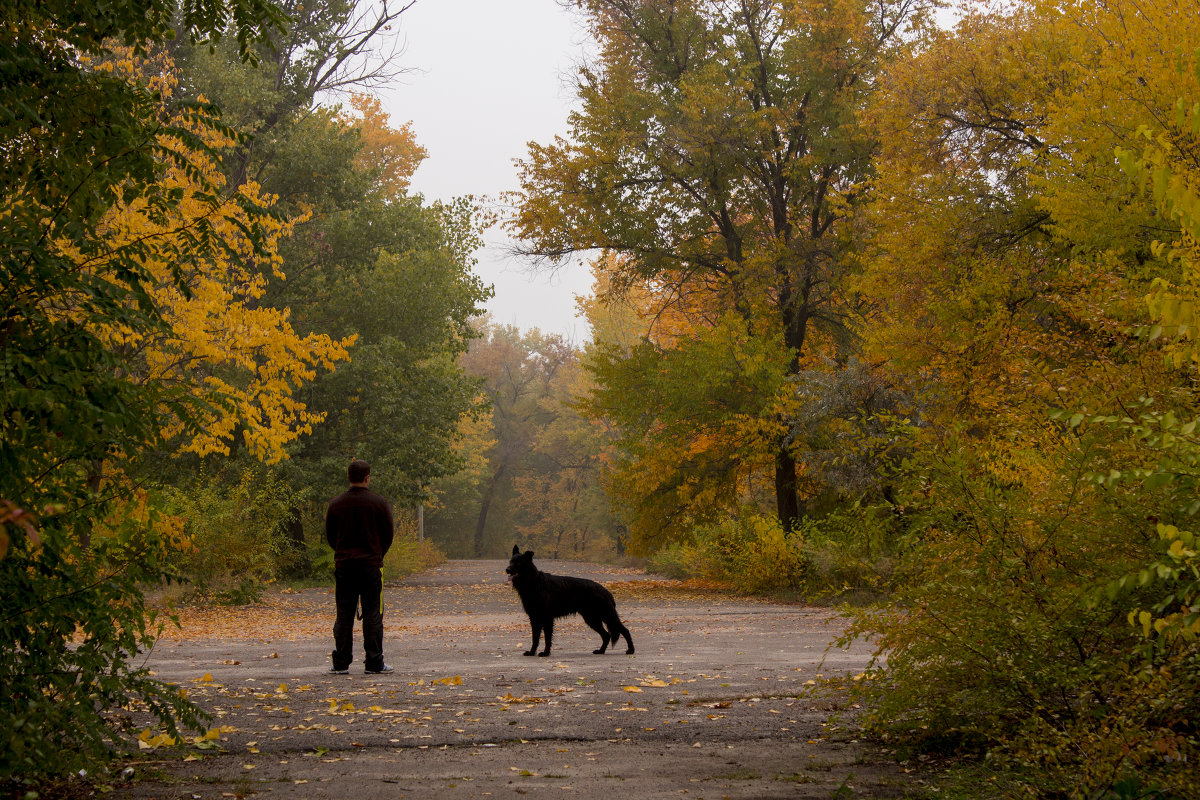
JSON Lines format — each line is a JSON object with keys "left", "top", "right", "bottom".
{"left": 120, "top": 559, "right": 926, "bottom": 799}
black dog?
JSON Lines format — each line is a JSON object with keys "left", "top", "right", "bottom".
{"left": 505, "top": 545, "right": 635, "bottom": 657}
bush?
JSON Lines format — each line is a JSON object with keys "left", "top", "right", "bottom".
{"left": 0, "top": 498, "right": 206, "bottom": 786}
{"left": 645, "top": 542, "right": 699, "bottom": 579}
{"left": 302, "top": 510, "right": 445, "bottom": 583}
{"left": 799, "top": 505, "right": 901, "bottom": 600}
{"left": 382, "top": 512, "right": 445, "bottom": 580}
{"left": 840, "top": 425, "right": 1200, "bottom": 798}
{"left": 159, "top": 467, "right": 302, "bottom": 601}
{"left": 646, "top": 511, "right": 811, "bottom": 595}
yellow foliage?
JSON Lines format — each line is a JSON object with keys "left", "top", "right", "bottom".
{"left": 80, "top": 49, "right": 353, "bottom": 463}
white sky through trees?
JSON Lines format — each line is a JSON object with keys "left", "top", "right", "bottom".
{"left": 379, "top": 0, "right": 594, "bottom": 342}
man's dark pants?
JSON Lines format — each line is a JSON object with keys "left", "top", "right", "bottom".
{"left": 331, "top": 562, "right": 385, "bottom": 671}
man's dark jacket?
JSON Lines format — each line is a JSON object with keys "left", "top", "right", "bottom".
{"left": 325, "top": 486, "right": 394, "bottom": 568}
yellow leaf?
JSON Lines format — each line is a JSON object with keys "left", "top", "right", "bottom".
{"left": 622, "top": 686, "right": 643, "bottom": 693}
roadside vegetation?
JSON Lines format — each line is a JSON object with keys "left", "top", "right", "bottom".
{"left": 3, "top": 0, "right": 1198, "bottom": 797}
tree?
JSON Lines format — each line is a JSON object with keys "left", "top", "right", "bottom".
{"left": 159, "top": 7, "right": 491, "bottom": 548}
{"left": 425, "top": 320, "right": 627, "bottom": 560}
{"left": 456, "top": 325, "right": 576, "bottom": 556}
{"left": 512, "top": 0, "right": 928, "bottom": 533}
{"left": 0, "top": 0, "right": 287, "bottom": 783}
{"left": 843, "top": 0, "right": 1200, "bottom": 793}
{"left": 513, "top": 352, "right": 628, "bottom": 560}
{"left": 93, "top": 49, "right": 353, "bottom": 466}
{"left": 172, "top": 0, "right": 416, "bottom": 189}
{"left": 287, "top": 196, "right": 493, "bottom": 509}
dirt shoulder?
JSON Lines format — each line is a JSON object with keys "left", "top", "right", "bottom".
{"left": 118, "top": 559, "right": 927, "bottom": 799}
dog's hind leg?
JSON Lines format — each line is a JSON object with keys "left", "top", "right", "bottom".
{"left": 524, "top": 620, "right": 542, "bottom": 656}
{"left": 581, "top": 611, "right": 610, "bottom": 654}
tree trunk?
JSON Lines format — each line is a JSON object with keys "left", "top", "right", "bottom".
{"left": 81, "top": 459, "right": 104, "bottom": 550}
{"left": 282, "top": 506, "right": 310, "bottom": 576}
{"left": 775, "top": 448, "right": 800, "bottom": 534}
{"left": 775, "top": 297, "right": 810, "bottom": 536}
{"left": 472, "top": 463, "right": 507, "bottom": 557}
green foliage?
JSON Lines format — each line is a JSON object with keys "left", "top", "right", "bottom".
{"left": 837, "top": 417, "right": 1200, "bottom": 796}
{"left": 584, "top": 313, "right": 793, "bottom": 551}
{"left": 290, "top": 207, "right": 491, "bottom": 509}
{"left": 159, "top": 466, "right": 302, "bottom": 601}
{"left": 0, "top": 508, "right": 207, "bottom": 784}
{"left": 647, "top": 511, "right": 811, "bottom": 595}
{"left": 0, "top": 0, "right": 284, "bottom": 785}
{"left": 798, "top": 505, "right": 902, "bottom": 599}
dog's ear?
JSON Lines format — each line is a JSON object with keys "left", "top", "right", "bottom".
{"left": 512, "top": 544, "right": 520, "bottom": 556}
{"left": 525, "top": 550, "right": 534, "bottom": 560}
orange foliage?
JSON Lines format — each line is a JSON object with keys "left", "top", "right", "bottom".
{"left": 343, "top": 93, "right": 427, "bottom": 197}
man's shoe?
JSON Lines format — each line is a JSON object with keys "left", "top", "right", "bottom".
{"left": 328, "top": 666, "right": 349, "bottom": 674}
{"left": 364, "top": 664, "right": 394, "bottom": 675}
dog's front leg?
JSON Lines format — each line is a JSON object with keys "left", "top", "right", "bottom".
{"left": 539, "top": 619, "right": 553, "bottom": 656}
{"left": 524, "top": 619, "right": 541, "bottom": 656}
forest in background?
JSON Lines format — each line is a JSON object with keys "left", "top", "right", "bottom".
{"left": 3, "top": 0, "right": 1199, "bottom": 796}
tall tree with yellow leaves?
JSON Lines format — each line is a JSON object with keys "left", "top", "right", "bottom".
{"left": 93, "top": 49, "right": 353, "bottom": 465}
{"left": 0, "top": 0, "right": 290, "bottom": 782}
{"left": 843, "top": 0, "right": 1200, "bottom": 793}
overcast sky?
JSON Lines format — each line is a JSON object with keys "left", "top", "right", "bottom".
{"left": 377, "top": 0, "right": 595, "bottom": 342}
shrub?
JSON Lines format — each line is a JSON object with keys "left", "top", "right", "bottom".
{"left": 0, "top": 498, "right": 205, "bottom": 786}
{"left": 799, "top": 505, "right": 901, "bottom": 599}
{"left": 646, "top": 542, "right": 699, "bottom": 579}
{"left": 647, "top": 511, "right": 811, "bottom": 595}
{"left": 302, "top": 510, "right": 445, "bottom": 583}
{"left": 382, "top": 513, "right": 445, "bottom": 580}
{"left": 160, "top": 467, "right": 302, "bottom": 601}
{"left": 840, "top": 424, "right": 1200, "bottom": 797}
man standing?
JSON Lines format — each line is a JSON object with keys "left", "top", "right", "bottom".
{"left": 326, "top": 459, "right": 394, "bottom": 675}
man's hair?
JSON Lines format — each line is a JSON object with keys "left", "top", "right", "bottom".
{"left": 348, "top": 459, "right": 371, "bottom": 484}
